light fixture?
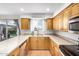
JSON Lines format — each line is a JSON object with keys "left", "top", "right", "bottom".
{"left": 20, "top": 8, "right": 24, "bottom": 11}
{"left": 46, "top": 8, "right": 50, "bottom": 12}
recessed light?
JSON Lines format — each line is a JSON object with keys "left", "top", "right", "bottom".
{"left": 20, "top": 8, "right": 24, "bottom": 11}
{"left": 46, "top": 8, "right": 50, "bottom": 12}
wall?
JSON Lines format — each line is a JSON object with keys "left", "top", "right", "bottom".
{"left": 0, "top": 15, "right": 19, "bottom": 19}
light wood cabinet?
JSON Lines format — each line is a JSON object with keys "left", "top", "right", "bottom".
{"left": 21, "top": 18, "right": 30, "bottom": 30}
{"left": 29, "top": 37, "right": 50, "bottom": 50}
{"left": 25, "top": 39, "right": 30, "bottom": 55}
{"left": 46, "top": 18, "right": 53, "bottom": 30}
{"left": 8, "top": 37, "right": 64, "bottom": 56}
{"left": 53, "top": 42, "right": 61, "bottom": 56}
{"left": 19, "top": 39, "right": 30, "bottom": 56}
{"left": 8, "top": 48, "right": 20, "bottom": 56}
{"left": 50, "top": 39, "right": 64, "bottom": 56}
{"left": 49, "top": 40, "right": 54, "bottom": 56}
{"left": 71, "top": 4, "right": 79, "bottom": 17}
{"left": 19, "top": 41, "right": 26, "bottom": 56}
{"left": 37, "top": 37, "right": 45, "bottom": 49}
{"left": 53, "top": 13, "right": 63, "bottom": 31}
{"left": 29, "top": 37, "right": 38, "bottom": 49}
{"left": 44, "top": 37, "right": 50, "bottom": 49}
{"left": 53, "top": 3, "right": 79, "bottom": 32}
{"left": 58, "top": 13, "right": 63, "bottom": 31}
{"left": 63, "top": 7, "right": 72, "bottom": 31}
{"left": 54, "top": 46, "right": 64, "bottom": 56}
{"left": 53, "top": 17, "right": 59, "bottom": 30}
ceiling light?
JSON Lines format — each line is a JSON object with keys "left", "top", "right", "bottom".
{"left": 20, "top": 8, "right": 24, "bottom": 11}
{"left": 46, "top": 8, "right": 50, "bottom": 12}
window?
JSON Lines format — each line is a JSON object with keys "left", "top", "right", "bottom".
{"left": 0, "top": 19, "right": 19, "bottom": 41}
{"left": 31, "top": 19, "right": 44, "bottom": 31}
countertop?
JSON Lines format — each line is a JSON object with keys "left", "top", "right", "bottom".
{"left": 0, "top": 35, "right": 77, "bottom": 56}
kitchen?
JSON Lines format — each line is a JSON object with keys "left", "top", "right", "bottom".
{"left": 0, "top": 3, "right": 79, "bottom": 56}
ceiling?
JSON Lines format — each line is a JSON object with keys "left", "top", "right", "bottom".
{"left": 0, "top": 3, "right": 71, "bottom": 18}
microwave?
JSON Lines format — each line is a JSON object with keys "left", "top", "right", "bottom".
{"left": 69, "top": 16, "right": 79, "bottom": 33}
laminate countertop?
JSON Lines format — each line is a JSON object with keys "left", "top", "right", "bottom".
{"left": 0, "top": 35, "right": 77, "bottom": 56}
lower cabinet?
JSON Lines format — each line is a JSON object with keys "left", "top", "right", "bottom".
{"left": 44, "top": 37, "right": 50, "bottom": 49}
{"left": 20, "top": 39, "right": 30, "bottom": 56}
{"left": 8, "top": 37, "right": 64, "bottom": 56}
{"left": 37, "top": 37, "right": 45, "bottom": 49}
{"left": 9, "top": 40, "right": 30, "bottom": 56}
{"left": 8, "top": 48, "right": 20, "bottom": 56}
{"left": 19, "top": 41, "right": 27, "bottom": 56}
{"left": 54, "top": 47, "right": 64, "bottom": 56}
{"left": 29, "top": 37, "right": 50, "bottom": 50}
{"left": 25, "top": 39, "right": 30, "bottom": 55}
{"left": 49, "top": 40, "right": 54, "bottom": 56}
{"left": 29, "top": 37, "right": 38, "bottom": 49}
{"left": 50, "top": 40, "right": 64, "bottom": 56}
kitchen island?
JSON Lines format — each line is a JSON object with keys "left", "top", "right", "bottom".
{"left": 0, "top": 35, "right": 77, "bottom": 56}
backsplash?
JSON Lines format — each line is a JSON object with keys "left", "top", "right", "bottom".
{"left": 54, "top": 31, "right": 79, "bottom": 41}
{"left": 21, "top": 30, "right": 54, "bottom": 35}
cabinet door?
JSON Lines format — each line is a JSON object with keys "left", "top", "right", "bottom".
{"left": 29, "top": 37, "right": 38, "bottom": 49}
{"left": 9, "top": 48, "right": 20, "bottom": 56}
{"left": 37, "top": 37, "right": 45, "bottom": 49}
{"left": 63, "top": 7, "right": 72, "bottom": 31}
{"left": 72, "top": 4, "right": 79, "bottom": 17}
{"left": 25, "top": 40, "right": 30, "bottom": 55}
{"left": 58, "top": 13, "right": 63, "bottom": 31}
{"left": 53, "top": 15, "right": 63, "bottom": 31}
{"left": 54, "top": 47, "right": 59, "bottom": 56}
{"left": 54, "top": 47, "right": 64, "bottom": 56}
{"left": 21, "top": 18, "right": 30, "bottom": 30}
{"left": 53, "top": 17, "right": 58, "bottom": 30}
{"left": 53, "top": 18, "right": 56, "bottom": 30}
{"left": 44, "top": 37, "right": 50, "bottom": 49}
{"left": 20, "top": 41, "right": 26, "bottom": 56}
{"left": 46, "top": 18, "right": 53, "bottom": 30}
{"left": 53, "top": 41, "right": 64, "bottom": 56}
{"left": 49, "top": 40, "right": 55, "bottom": 56}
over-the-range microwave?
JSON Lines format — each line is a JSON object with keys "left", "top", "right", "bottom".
{"left": 69, "top": 16, "right": 79, "bottom": 34}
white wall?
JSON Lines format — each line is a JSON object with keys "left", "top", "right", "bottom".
{"left": 0, "top": 15, "right": 19, "bottom": 19}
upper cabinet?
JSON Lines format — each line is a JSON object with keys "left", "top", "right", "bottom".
{"left": 46, "top": 18, "right": 53, "bottom": 30}
{"left": 53, "top": 17, "right": 58, "bottom": 30}
{"left": 58, "top": 13, "right": 63, "bottom": 31}
{"left": 53, "top": 3, "right": 79, "bottom": 32}
{"left": 21, "top": 18, "right": 30, "bottom": 30}
{"left": 71, "top": 4, "right": 79, "bottom": 17}
{"left": 63, "top": 5, "right": 72, "bottom": 32}
{"left": 53, "top": 12, "right": 63, "bottom": 31}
